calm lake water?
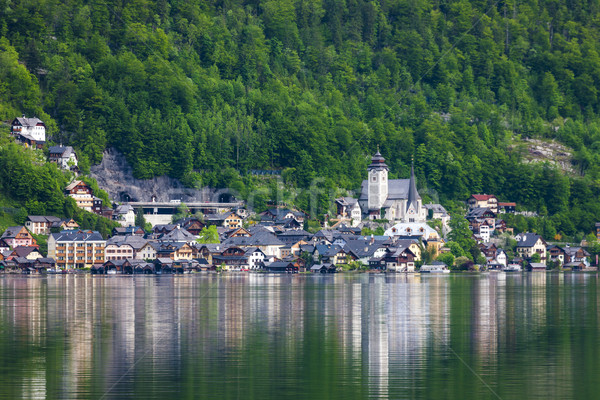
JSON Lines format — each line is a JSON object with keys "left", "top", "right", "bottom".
{"left": 0, "top": 273, "right": 599, "bottom": 399}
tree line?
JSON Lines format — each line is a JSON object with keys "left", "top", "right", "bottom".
{"left": 2, "top": 0, "right": 600, "bottom": 237}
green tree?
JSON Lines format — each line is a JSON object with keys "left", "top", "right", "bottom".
{"left": 196, "top": 226, "right": 220, "bottom": 244}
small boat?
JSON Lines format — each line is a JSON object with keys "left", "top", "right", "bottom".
{"left": 420, "top": 264, "right": 450, "bottom": 274}
{"left": 503, "top": 264, "right": 522, "bottom": 272}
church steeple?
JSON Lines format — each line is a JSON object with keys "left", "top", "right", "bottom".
{"left": 407, "top": 161, "right": 419, "bottom": 210}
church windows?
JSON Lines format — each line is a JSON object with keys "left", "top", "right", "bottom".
{"left": 372, "top": 176, "right": 376, "bottom": 181}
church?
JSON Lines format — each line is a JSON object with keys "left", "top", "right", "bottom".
{"left": 358, "top": 150, "right": 426, "bottom": 223}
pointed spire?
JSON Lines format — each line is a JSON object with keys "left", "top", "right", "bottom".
{"left": 407, "top": 160, "right": 420, "bottom": 211}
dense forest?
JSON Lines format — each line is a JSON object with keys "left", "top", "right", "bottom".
{"left": 2, "top": 0, "right": 600, "bottom": 238}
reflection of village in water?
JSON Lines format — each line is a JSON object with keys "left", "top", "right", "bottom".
{"left": 0, "top": 274, "right": 596, "bottom": 398}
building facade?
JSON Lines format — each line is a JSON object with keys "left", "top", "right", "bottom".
{"left": 48, "top": 230, "right": 106, "bottom": 269}
{"left": 359, "top": 151, "right": 426, "bottom": 223}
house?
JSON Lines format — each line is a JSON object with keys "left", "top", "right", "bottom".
{"left": 564, "top": 246, "right": 590, "bottom": 267}
{"left": 48, "top": 146, "right": 78, "bottom": 170}
{"left": 467, "top": 194, "right": 498, "bottom": 213}
{"left": 47, "top": 230, "right": 106, "bottom": 269}
{"left": 11, "top": 115, "right": 46, "bottom": 148}
{"left": 104, "top": 235, "right": 147, "bottom": 261}
{"left": 212, "top": 246, "right": 249, "bottom": 270}
{"left": 154, "top": 242, "right": 193, "bottom": 261}
{"left": 548, "top": 245, "right": 566, "bottom": 265}
{"left": 498, "top": 202, "right": 516, "bottom": 213}
{"left": 344, "top": 237, "right": 388, "bottom": 264}
{"left": 6, "top": 246, "right": 43, "bottom": 260}
{"left": 424, "top": 203, "right": 450, "bottom": 228}
{"left": 113, "top": 204, "right": 135, "bottom": 227}
{"left": 112, "top": 226, "right": 146, "bottom": 236}
{"left": 176, "top": 217, "right": 206, "bottom": 235}
{"left": 277, "top": 229, "right": 311, "bottom": 244}
{"left": 1, "top": 226, "right": 37, "bottom": 248}
{"left": 221, "top": 231, "right": 285, "bottom": 258}
{"left": 25, "top": 216, "right": 62, "bottom": 235}
{"left": 261, "top": 208, "right": 306, "bottom": 224}
{"left": 65, "top": 180, "right": 94, "bottom": 211}
{"left": 310, "top": 263, "right": 336, "bottom": 273}
{"left": 528, "top": 262, "right": 547, "bottom": 271}
{"left": 54, "top": 219, "right": 79, "bottom": 231}
{"left": 159, "top": 227, "right": 196, "bottom": 243}
{"left": 138, "top": 241, "right": 159, "bottom": 260}
{"left": 381, "top": 246, "right": 417, "bottom": 272}
{"left": 205, "top": 212, "right": 243, "bottom": 229}
{"left": 515, "top": 233, "right": 547, "bottom": 264}
{"left": 384, "top": 222, "right": 441, "bottom": 242}
{"left": 335, "top": 197, "right": 362, "bottom": 227}
{"left": 263, "top": 261, "right": 298, "bottom": 273}
{"left": 359, "top": 151, "right": 426, "bottom": 222}
{"left": 153, "top": 224, "right": 178, "bottom": 235}
{"left": 466, "top": 208, "right": 496, "bottom": 241}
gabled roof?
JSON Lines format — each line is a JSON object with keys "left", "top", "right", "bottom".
{"left": 11, "top": 246, "right": 41, "bottom": 258}
{"left": 50, "top": 230, "right": 104, "bottom": 242}
{"left": 516, "top": 233, "right": 544, "bottom": 248}
{"left": 1, "top": 226, "right": 27, "bottom": 239}
{"left": 13, "top": 116, "right": 44, "bottom": 127}
{"left": 26, "top": 215, "right": 62, "bottom": 223}
{"left": 160, "top": 228, "right": 195, "bottom": 242}
{"left": 470, "top": 194, "right": 497, "bottom": 201}
{"left": 466, "top": 207, "right": 496, "bottom": 219}
{"left": 48, "top": 146, "right": 74, "bottom": 157}
{"left": 65, "top": 180, "right": 89, "bottom": 191}
{"left": 222, "top": 231, "right": 284, "bottom": 247}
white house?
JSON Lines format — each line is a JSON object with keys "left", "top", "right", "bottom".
{"left": 48, "top": 146, "right": 78, "bottom": 169}
{"left": 11, "top": 115, "right": 46, "bottom": 143}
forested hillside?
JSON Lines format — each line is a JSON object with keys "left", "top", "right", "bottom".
{"left": 2, "top": 0, "right": 600, "bottom": 236}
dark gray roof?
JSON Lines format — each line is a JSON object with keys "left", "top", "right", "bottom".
{"left": 27, "top": 215, "right": 62, "bottom": 223}
{"left": 359, "top": 179, "right": 412, "bottom": 201}
{"left": 1, "top": 226, "right": 25, "bottom": 239}
{"left": 517, "top": 233, "right": 543, "bottom": 248}
{"left": 406, "top": 163, "right": 420, "bottom": 210}
{"left": 222, "top": 231, "right": 284, "bottom": 247}
{"left": 48, "top": 146, "right": 74, "bottom": 156}
{"left": 466, "top": 207, "right": 496, "bottom": 219}
{"left": 50, "top": 230, "right": 104, "bottom": 242}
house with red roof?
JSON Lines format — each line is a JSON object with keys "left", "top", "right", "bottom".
{"left": 467, "top": 194, "right": 498, "bottom": 213}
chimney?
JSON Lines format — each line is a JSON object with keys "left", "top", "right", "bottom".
{"left": 370, "top": 234, "right": 375, "bottom": 245}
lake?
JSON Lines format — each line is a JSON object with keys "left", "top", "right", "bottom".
{"left": 0, "top": 273, "right": 598, "bottom": 399}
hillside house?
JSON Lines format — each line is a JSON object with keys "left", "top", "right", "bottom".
{"left": 48, "top": 146, "right": 78, "bottom": 170}
{"left": 1, "top": 226, "right": 37, "bottom": 248}
{"left": 467, "top": 194, "right": 498, "bottom": 213}
{"left": 11, "top": 116, "right": 46, "bottom": 148}
{"left": 65, "top": 180, "right": 94, "bottom": 211}
{"left": 25, "top": 216, "right": 62, "bottom": 235}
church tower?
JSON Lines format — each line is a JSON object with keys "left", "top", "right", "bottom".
{"left": 367, "top": 149, "right": 389, "bottom": 211}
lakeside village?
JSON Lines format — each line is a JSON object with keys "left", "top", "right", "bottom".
{"left": 2, "top": 116, "right": 598, "bottom": 275}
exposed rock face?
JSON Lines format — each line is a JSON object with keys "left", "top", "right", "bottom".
{"left": 520, "top": 139, "right": 575, "bottom": 174}
{"left": 90, "top": 148, "right": 216, "bottom": 203}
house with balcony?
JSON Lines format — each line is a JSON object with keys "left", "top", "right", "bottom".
{"left": 65, "top": 180, "right": 94, "bottom": 211}
{"left": 11, "top": 115, "right": 46, "bottom": 148}
{"left": 515, "top": 233, "right": 547, "bottom": 265}
{"left": 467, "top": 194, "right": 498, "bottom": 213}
{"left": 1, "top": 226, "right": 37, "bottom": 248}
{"left": 47, "top": 230, "right": 105, "bottom": 269}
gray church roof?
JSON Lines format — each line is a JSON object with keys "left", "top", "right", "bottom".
{"left": 359, "top": 179, "right": 412, "bottom": 201}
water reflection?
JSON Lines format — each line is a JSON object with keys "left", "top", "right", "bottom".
{"left": 1, "top": 273, "right": 600, "bottom": 399}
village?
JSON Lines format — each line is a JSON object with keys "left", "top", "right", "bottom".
{"left": 1, "top": 116, "right": 598, "bottom": 275}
